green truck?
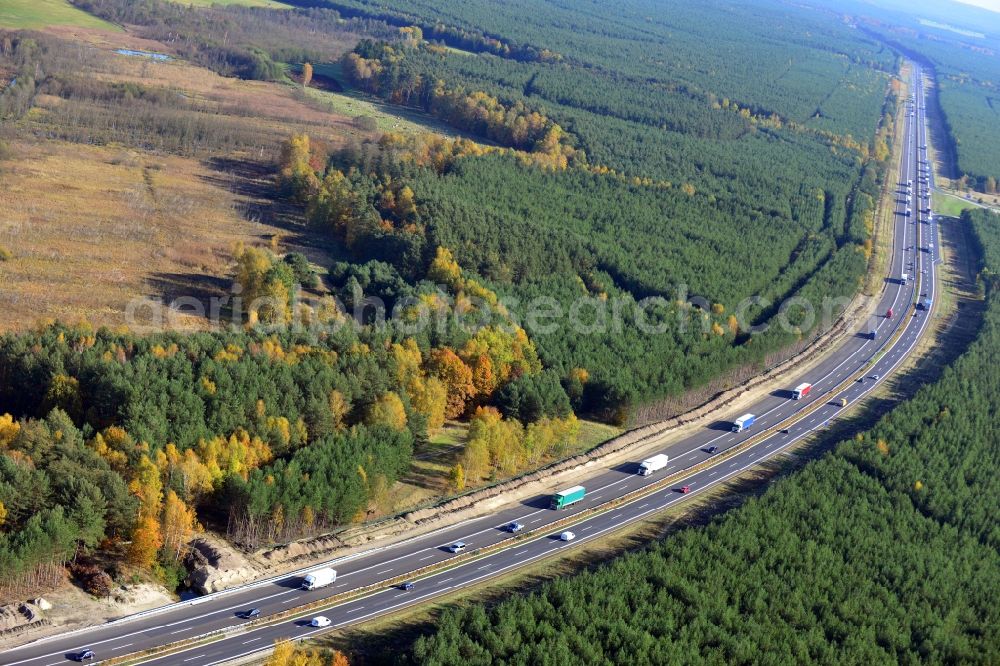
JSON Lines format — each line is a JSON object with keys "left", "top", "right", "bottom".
{"left": 550, "top": 485, "right": 586, "bottom": 510}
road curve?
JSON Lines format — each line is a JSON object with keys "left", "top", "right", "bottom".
{"left": 1, "top": 62, "right": 939, "bottom": 666}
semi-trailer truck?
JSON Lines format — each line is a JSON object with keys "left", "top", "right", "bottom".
{"left": 637, "top": 454, "right": 670, "bottom": 476}
{"left": 792, "top": 383, "right": 811, "bottom": 400}
{"left": 301, "top": 567, "right": 337, "bottom": 590}
{"left": 550, "top": 485, "right": 586, "bottom": 509}
{"left": 732, "top": 413, "right": 756, "bottom": 432}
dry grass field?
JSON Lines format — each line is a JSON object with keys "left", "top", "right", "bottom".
{"left": 0, "top": 140, "right": 265, "bottom": 331}
{"left": 0, "top": 28, "right": 390, "bottom": 332}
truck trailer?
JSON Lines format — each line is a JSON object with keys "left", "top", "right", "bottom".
{"left": 732, "top": 413, "right": 756, "bottom": 432}
{"left": 301, "top": 567, "right": 337, "bottom": 590}
{"left": 792, "top": 383, "right": 811, "bottom": 400}
{"left": 550, "top": 485, "right": 586, "bottom": 509}
{"left": 637, "top": 454, "right": 670, "bottom": 476}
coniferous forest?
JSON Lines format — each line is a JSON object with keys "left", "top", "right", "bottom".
{"left": 406, "top": 208, "right": 1000, "bottom": 665}
{"left": 1, "top": 0, "right": 996, "bottom": 646}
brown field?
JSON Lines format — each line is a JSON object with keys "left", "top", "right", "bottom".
{"left": 38, "top": 26, "right": 369, "bottom": 151}
{"left": 0, "top": 140, "right": 267, "bottom": 331}
{"left": 0, "top": 26, "right": 424, "bottom": 332}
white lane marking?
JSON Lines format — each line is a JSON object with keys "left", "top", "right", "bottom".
{"left": 243, "top": 637, "right": 261, "bottom": 644}
{"left": 282, "top": 596, "right": 300, "bottom": 603}
{"left": 113, "top": 643, "right": 133, "bottom": 650}
{"left": 418, "top": 554, "right": 434, "bottom": 562}
{"left": 12, "top": 133, "right": 935, "bottom": 666}
{"left": 183, "top": 655, "right": 206, "bottom": 662}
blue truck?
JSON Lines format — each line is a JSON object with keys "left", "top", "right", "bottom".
{"left": 550, "top": 485, "right": 586, "bottom": 510}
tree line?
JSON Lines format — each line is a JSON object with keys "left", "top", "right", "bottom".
{"left": 405, "top": 208, "right": 1000, "bottom": 666}
{"left": 279, "top": 124, "right": 884, "bottom": 421}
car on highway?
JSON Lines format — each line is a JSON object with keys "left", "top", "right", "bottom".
{"left": 73, "top": 650, "right": 97, "bottom": 662}
{"left": 400, "top": 581, "right": 415, "bottom": 591}
{"left": 679, "top": 485, "right": 691, "bottom": 494}
{"left": 839, "top": 398, "right": 848, "bottom": 407}
{"left": 559, "top": 531, "right": 576, "bottom": 541}
{"left": 871, "top": 374, "right": 880, "bottom": 380}
{"left": 240, "top": 608, "right": 261, "bottom": 619}
{"left": 310, "top": 616, "right": 332, "bottom": 627}
{"left": 505, "top": 521, "right": 524, "bottom": 533}
{"left": 706, "top": 446, "right": 718, "bottom": 454}
{"left": 448, "top": 541, "right": 466, "bottom": 553}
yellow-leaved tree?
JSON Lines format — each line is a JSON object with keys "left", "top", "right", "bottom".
{"left": 364, "top": 392, "right": 408, "bottom": 431}
{"left": 161, "top": 490, "right": 200, "bottom": 562}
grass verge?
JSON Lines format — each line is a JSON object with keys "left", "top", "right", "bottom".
{"left": 0, "top": 0, "right": 120, "bottom": 30}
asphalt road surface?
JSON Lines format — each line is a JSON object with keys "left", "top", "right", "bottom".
{"left": 1, "top": 62, "right": 939, "bottom": 666}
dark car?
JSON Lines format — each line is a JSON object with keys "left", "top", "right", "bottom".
{"left": 400, "top": 581, "right": 415, "bottom": 591}
{"left": 241, "top": 608, "right": 261, "bottom": 619}
{"left": 505, "top": 521, "right": 524, "bottom": 533}
{"left": 73, "top": 650, "right": 97, "bottom": 662}
{"left": 706, "top": 446, "right": 718, "bottom": 454}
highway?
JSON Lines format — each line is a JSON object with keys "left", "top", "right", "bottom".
{"left": 1, "top": 63, "right": 939, "bottom": 666}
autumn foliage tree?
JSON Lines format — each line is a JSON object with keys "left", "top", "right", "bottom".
{"left": 278, "top": 133, "right": 320, "bottom": 202}
{"left": 233, "top": 245, "right": 297, "bottom": 325}
{"left": 429, "top": 348, "right": 477, "bottom": 418}
{"left": 160, "top": 490, "right": 199, "bottom": 562}
{"left": 127, "top": 515, "right": 162, "bottom": 569}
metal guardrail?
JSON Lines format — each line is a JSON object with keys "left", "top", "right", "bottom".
{"left": 22, "top": 546, "right": 383, "bottom": 650}
{"left": 98, "top": 303, "right": 927, "bottom": 665}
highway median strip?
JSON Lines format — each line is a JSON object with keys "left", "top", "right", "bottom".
{"left": 98, "top": 309, "right": 925, "bottom": 665}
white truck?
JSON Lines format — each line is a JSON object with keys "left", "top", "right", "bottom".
{"left": 637, "top": 454, "right": 670, "bottom": 476}
{"left": 301, "top": 567, "right": 337, "bottom": 590}
{"left": 732, "top": 413, "right": 756, "bottom": 432}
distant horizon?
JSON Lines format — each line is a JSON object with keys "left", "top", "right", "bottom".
{"left": 956, "top": 0, "right": 1000, "bottom": 14}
